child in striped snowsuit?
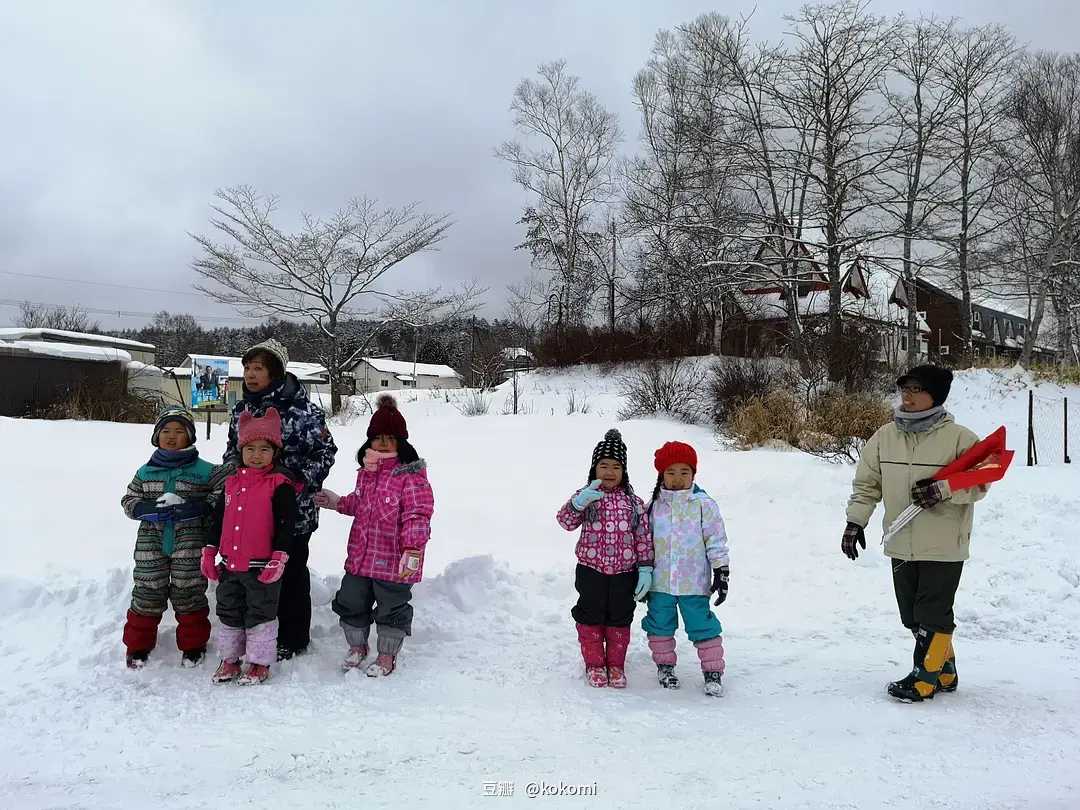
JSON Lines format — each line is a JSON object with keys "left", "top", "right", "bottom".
{"left": 120, "top": 406, "right": 216, "bottom": 669}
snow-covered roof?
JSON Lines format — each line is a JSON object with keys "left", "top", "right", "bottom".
{"left": 0, "top": 340, "right": 132, "bottom": 363}
{"left": 501, "top": 347, "right": 535, "bottom": 361}
{"left": 360, "top": 357, "right": 460, "bottom": 379}
{"left": 733, "top": 256, "right": 930, "bottom": 333}
{"left": 0, "top": 328, "right": 155, "bottom": 351}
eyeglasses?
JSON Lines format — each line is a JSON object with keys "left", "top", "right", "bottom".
{"left": 899, "top": 384, "right": 926, "bottom": 395}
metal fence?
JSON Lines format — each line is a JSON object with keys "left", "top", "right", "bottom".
{"left": 1027, "top": 390, "right": 1076, "bottom": 465}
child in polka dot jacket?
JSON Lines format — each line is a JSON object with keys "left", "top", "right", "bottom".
{"left": 556, "top": 429, "right": 652, "bottom": 689}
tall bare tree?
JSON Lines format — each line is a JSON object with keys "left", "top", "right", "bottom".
{"left": 879, "top": 16, "right": 957, "bottom": 364}
{"left": 1002, "top": 53, "right": 1080, "bottom": 365}
{"left": 623, "top": 16, "right": 751, "bottom": 354}
{"left": 779, "top": 0, "right": 903, "bottom": 381}
{"left": 939, "top": 24, "right": 1018, "bottom": 365}
{"left": 192, "top": 186, "right": 452, "bottom": 413}
{"left": 496, "top": 61, "right": 621, "bottom": 343}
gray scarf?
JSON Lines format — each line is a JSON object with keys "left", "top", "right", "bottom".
{"left": 893, "top": 405, "right": 946, "bottom": 433}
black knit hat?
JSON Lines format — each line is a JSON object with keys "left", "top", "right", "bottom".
{"left": 896, "top": 365, "right": 953, "bottom": 407}
{"left": 591, "top": 428, "right": 628, "bottom": 468}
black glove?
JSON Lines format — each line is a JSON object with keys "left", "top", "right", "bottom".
{"left": 842, "top": 522, "right": 866, "bottom": 560}
{"left": 911, "top": 478, "right": 947, "bottom": 510}
{"left": 710, "top": 565, "right": 729, "bottom": 606}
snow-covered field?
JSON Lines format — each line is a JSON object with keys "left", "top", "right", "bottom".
{"left": 1, "top": 363, "right": 1078, "bottom": 809}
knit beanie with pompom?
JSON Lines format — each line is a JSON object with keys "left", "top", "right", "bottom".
{"left": 367, "top": 394, "right": 409, "bottom": 439}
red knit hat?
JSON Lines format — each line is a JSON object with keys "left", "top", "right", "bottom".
{"left": 654, "top": 441, "right": 698, "bottom": 473}
{"left": 238, "top": 407, "right": 284, "bottom": 449}
{"left": 367, "top": 394, "right": 408, "bottom": 439}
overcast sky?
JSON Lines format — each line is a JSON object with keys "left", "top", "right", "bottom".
{"left": 2, "top": 0, "right": 1078, "bottom": 329}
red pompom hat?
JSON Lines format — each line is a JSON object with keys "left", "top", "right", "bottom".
{"left": 654, "top": 441, "right": 698, "bottom": 473}
{"left": 238, "top": 406, "right": 283, "bottom": 449}
{"left": 367, "top": 394, "right": 409, "bottom": 440}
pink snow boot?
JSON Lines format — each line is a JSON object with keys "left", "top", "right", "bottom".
{"left": 695, "top": 636, "right": 725, "bottom": 697}
{"left": 237, "top": 663, "right": 271, "bottom": 685}
{"left": 343, "top": 645, "right": 369, "bottom": 671}
{"left": 605, "top": 626, "right": 630, "bottom": 689}
{"left": 212, "top": 659, "right": 242, "bottom": 683}
{"left": 576, "top": 623, "right": 607, "bottom": 688}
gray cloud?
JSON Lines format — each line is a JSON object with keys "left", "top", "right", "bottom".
{"left": 2, "top": 0, "right": 1077, "bottom": 328}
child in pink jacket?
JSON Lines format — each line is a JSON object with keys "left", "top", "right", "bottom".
{"left": 202, "top": 407, "right": 299, "bottom": 686}
{"left": 315, "top": 395, "right": 435, "bottom": 677}
{"left": 557, "top": 429, "right": 652, "bottom": 689}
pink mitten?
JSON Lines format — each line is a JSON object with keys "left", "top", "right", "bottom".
{"left": 200, "top": 546, "right": 219, "bottom": 582}
{"left": 257, "top": 551, "right": 289, "bottom": 584}
{"left": 399, "top": 549, "right": 423, "bottom": 578}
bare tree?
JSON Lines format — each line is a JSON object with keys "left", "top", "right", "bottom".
{"left": 938, "top": 24, "right": 1018, "bottom": 365}
{"left": 496, "top": 61, "right": 621, "bottom": 343}
{"left": 779, "top": 1, "right": 903, "bottom": 381}
{"left": 17, "top": 301, "right": 101, "bottom": 333}
{"left": 622, "top": 15, "right": 752, "bottom": 355}
{"left": 1002, "top": 53, "right": 1080, "bottom": 366}
{"left": 192, "top": 186, "right": 452, "bottom": 413}
{"left": 879, "top": 16, "right": 958, "bottom": 364}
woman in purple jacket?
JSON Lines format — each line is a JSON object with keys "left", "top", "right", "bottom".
{"left": 315, "top": 395, "right": 434, "bottom": 678}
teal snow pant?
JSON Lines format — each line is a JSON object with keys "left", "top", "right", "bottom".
{"left": 641, "top": 592, "right": 722, "bottom": 642}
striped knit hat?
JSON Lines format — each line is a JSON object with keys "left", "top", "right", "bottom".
{"left": 152, "top": 405, "right": 196, "bottom": 447}
{"left": 591, "top": 428, "right": 627, "bottom": 468}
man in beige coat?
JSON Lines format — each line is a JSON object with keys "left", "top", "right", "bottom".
{"left": 843, "top": 365, "right": 987, "bottom": 702}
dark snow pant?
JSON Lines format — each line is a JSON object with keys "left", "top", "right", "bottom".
{"left": 891, "top": 559, "right": 964, "bottom": 634}
{"left": 215, "top": 569, "right": 283, "bottom": 629}
{"left": 276, "top": 531, "right": 312, "bottom": 652}
{"left": 124, "top": 533, "right": 210, "bottom": 654}
{"left": 570, "top": 564, "right": 637, "bottom": 628}
{"left": 332, "top": 573, "right": 414, "bottom": 635}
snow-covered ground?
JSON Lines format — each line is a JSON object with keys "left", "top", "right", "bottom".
{"left": 1, "top": 363, "right": 1078, "bottom": 809}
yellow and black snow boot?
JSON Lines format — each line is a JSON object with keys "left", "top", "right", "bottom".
{"left": 937, "top": 639, "right": 958, "bottom": 693}
{"left": 888, "top": 628, "right": 952, "bottom": 703}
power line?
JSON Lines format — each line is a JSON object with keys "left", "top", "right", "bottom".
{"left": 0, "top": 297, "right": 268, "bottom": 324}
{"left": 0, "top": 269, "right": 207, "bottom": 297}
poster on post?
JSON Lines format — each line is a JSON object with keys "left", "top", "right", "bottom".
{"left": 191, "top": 357, "right": 229, "bottom": 409}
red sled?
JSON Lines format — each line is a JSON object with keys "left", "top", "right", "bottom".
{"left": 882, "top": 426, "right": 1015, "bottom": 542}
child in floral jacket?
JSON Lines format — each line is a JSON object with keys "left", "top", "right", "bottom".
{"left": 642, "top": 441, "right": 729, "bottom": 697}
{"left": 557, "top": 429, "right": 652, "bottom": 689}
{"left": 315, "top": 395, "right": 435, "bottom": 678}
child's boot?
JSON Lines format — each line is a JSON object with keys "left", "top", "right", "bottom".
{"left": 576, "top": 624, "right": 607, "bottom": 687}
{"left": 366, "top": 625, "right": 405, "bottom": 677}
{"left": 341, "top": 622, "right": 371, "bottom": 671}
{"left": 175, "top": 607, "right": 211, "bottom": 667}
{"left": 212, "top": 659, "right": 242, "bottom": 683}
{"left": 604, "top": 626, "right": 630, "bottom": 689}
{"left": 694, "top": 636, "right": 725, "bottom": 698}
{"left": 648, "top": 635, "right": 679, "bottom": 689}
{"left": 237, "top": 663, "right": 271, "bottom": 685}
{"left": 122, "top": 609, "right": 161, "bottom": 667}
{"left": 888, "top": 627, "right": 951, "bottom": 702}
{"left": 237, "top": 620, "right": 277, "bottom": 685}
{"left": 703, "top": 671, "right": 724, "bottom": 697}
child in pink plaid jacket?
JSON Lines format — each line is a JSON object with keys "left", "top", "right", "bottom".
{"left": 315, "top": 395, "right": 434, "bottom": 677}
